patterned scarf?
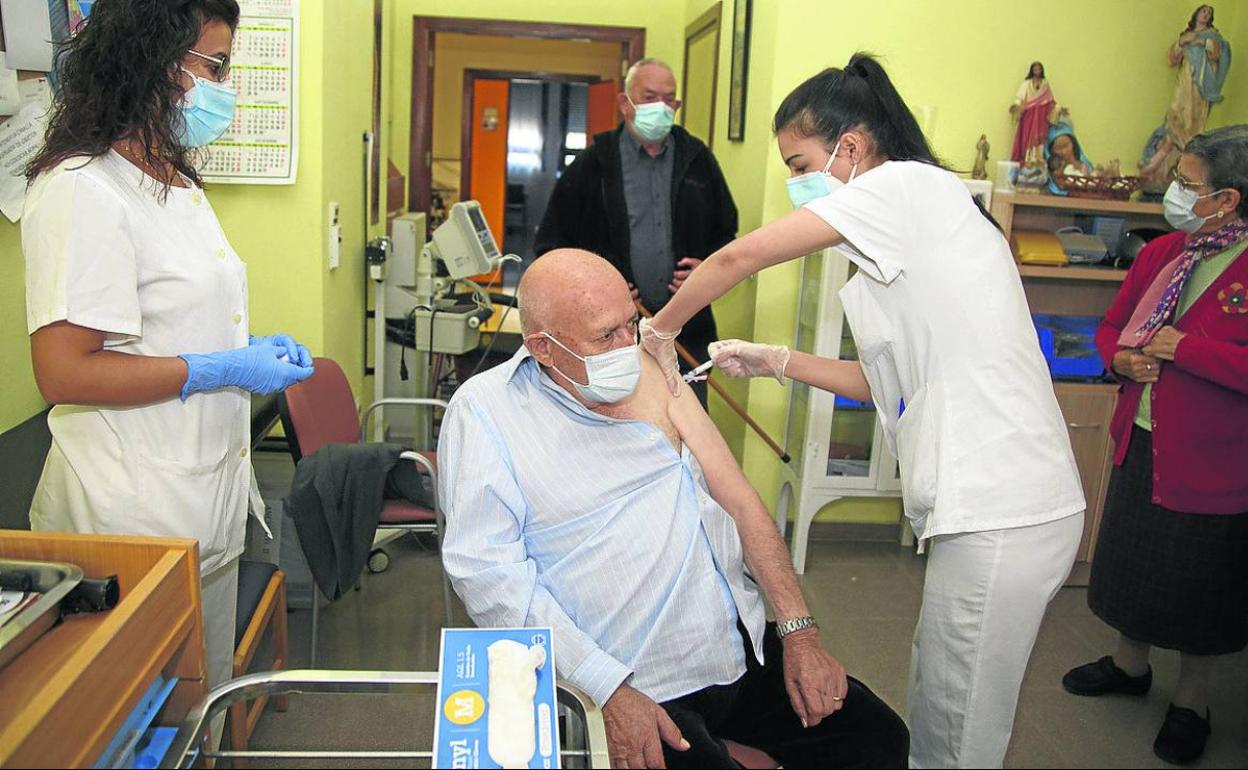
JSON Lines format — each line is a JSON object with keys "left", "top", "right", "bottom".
{"left": 1120, "top": 221, "right": 1248, "bottom": 346}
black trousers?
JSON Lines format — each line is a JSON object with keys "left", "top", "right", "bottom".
{"left": 659, "top": 623, "right": 909, "bottom": 769}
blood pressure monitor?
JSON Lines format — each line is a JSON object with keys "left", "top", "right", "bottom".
{"left": 430, "top": 201, "right": 502, "bottom": 280}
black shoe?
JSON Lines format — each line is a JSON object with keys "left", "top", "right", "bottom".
{"left": 1153, "top": 704, "right": 1210, "bottom": 765}
{"left": 1062, "top": 655, "right": 1152, "bottom": 696}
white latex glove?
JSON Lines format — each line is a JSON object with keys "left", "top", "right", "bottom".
{"left": 709, "top": 339, "right": 791, "bottom": 384}
{"left": 640, "top": 318, "right": 683, "bottom": 396}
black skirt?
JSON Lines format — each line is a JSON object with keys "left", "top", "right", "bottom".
{"left": 1088, "top": 426, "right": 1248, "bottom": 655}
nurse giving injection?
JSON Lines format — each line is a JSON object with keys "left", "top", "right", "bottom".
{"left": 640, "top": 53, "right": 1086, "bottom": 769}
{"left": 22, "top": 0, "right": 311, "bottom": 713}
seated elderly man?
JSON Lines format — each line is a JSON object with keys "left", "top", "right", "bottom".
{"left": 439, "top": 249, "right": 908, "bottom": 769}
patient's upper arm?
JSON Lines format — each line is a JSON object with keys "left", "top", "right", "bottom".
{"left": 664, "top": 371, "right": 755, "bottom": 504}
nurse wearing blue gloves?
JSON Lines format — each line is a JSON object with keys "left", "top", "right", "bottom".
{"left": 21, "top": 0, "right": 310, "bottom": 716}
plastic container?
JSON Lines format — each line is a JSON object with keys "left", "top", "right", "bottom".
{"left": 1032, "top": 314, "right": 1106, "bottom": 380}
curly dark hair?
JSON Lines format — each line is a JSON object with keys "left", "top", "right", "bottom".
{"left": 26, "top": 0, "right": 239, "bottom": 195}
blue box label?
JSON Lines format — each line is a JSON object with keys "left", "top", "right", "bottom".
{"left": 433, "top": 628, "right": 559, "bottom": 769}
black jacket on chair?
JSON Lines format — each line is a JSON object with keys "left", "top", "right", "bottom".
{"left": 534, "top": 124, "right": 738, "bottom": 365}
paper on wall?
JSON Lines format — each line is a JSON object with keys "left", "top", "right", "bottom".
{"left": 0, "top": 102, "right": 50, "bottom": 222}
{"left": 0, "top": 0, "right": 56, "bottom": 71}
{"left": 202, "top": 0, "right": 299, "bottom": 185}
{"left": 0, "top": 63, "right": 20, "bottom": 116}
{"left": 17, "top": 77, "right": 53, "bottom": 115}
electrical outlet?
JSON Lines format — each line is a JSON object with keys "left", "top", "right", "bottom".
{"left": 328, "top": 201, "right": 341, "bottom": 270}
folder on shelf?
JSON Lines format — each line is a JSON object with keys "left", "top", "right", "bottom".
{"left": 1011, "top": 230, "right": 1069, "bottom": 266}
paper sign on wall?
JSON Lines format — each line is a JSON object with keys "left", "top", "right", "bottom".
{"left": 0, "top": 0, "right": 55, "bottom": 71}
{"left": 0, "top": 102, "right": 51, "bottom": 222}
{"left": 202, "top": 0, "right": 299, "bottom": 185}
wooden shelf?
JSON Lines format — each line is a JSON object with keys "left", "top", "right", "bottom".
{"left": 0, "top": 531, "right": 206, "bottom": 768}
{"left": 1008, "top": 191, "right": 1163, "bottom": 216}
{"left": 1016, "top": 264, "right": 1127, "bottom": 282}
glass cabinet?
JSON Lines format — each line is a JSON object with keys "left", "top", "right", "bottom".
{"left": 777, "top": 248, "right": 901, "bottom": 574}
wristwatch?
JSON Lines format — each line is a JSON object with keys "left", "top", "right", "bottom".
{"left": 775, "top": 615, "right": 819, "bottom": 639}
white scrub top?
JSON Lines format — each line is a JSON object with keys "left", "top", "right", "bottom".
{"left": 805, "top": 161, "right": 1084, "bottom": 541}
{"left": 23, "top": 150, "right": 251, "bottom": 575}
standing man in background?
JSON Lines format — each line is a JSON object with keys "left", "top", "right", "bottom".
{"left": 535, "top": 58, "right": 738, "bottom": 404}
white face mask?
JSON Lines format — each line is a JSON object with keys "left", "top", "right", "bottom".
{"left": 786, "top": 139, "right": 857, "bottom": 209}
{"left": 537, "top": 333, "right": 642, "bottom": 403}
{"left": 1163, "top": 180, "right": 1223, "bottom": 233}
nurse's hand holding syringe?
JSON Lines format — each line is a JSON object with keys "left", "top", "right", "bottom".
{"left": 710, "top": 339, "right": 873, "bottom": 402}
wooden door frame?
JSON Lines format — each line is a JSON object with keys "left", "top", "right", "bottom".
{"left": 460, "top": 70, "right": 604, "bottom": 203}
{"left": 682, "top": 3, "right": 722, "bottom": 150}
{"left": 410, "top": 16, "right": 645, "bottom": 214}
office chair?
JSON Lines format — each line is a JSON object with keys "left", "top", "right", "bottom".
{"left": 278, "top": 358, "right": 454, "bottom": 663}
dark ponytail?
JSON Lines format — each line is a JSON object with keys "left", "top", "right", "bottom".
{"left": 773, "top": 52, "right": 1000, "bottom": 229}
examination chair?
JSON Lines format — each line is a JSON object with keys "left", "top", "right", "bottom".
{"left": 278, "top": 357, "right": 454, "bottom": 651}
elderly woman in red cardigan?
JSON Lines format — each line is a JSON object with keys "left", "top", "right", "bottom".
{"left": 1062, "top": 124, "right": 1248, "bottom": 766}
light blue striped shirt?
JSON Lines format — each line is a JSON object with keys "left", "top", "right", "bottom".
{"left": 438, "top": 348, "right": 766, "bottom": 707}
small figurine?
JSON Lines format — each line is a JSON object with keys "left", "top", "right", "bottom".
{"left": 1045, "top": 121, "right": 1095, "bottom": 195}
{"left": 1009, "top": 61, "right": 1065, "bottom": 190}
{"left": 972, "top": 134, "right": 990, "bottom": 180}
{"left": 1139, "top": 4, "right": 1233, "bottom": 192}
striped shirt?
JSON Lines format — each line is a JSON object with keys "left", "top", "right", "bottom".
{"left": 438, "top": 348, "right": 766, "bottom": 707}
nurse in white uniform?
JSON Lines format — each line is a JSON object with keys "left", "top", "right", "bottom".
{"left": 643, "top": 54, "right": 1086, "bottom": 768}
{"left": 21, "top": 0, "right": 312, "bottom": 716}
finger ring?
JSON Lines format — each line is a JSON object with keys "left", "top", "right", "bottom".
{"left": 1146, "top": 364, "right": 1152, "bottom": 371}
{"left": 831, "top": 695, "right": 843, "bottom": 702}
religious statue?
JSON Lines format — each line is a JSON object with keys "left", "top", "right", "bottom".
{"left": 1009, "top": 62, "right": 1065, "bottom": 188}
{"left": 1139, "top": 4, "right": 1232, "bottom": 192}
{"left": 972, "top": 134, "right": 990, "bottom": 180}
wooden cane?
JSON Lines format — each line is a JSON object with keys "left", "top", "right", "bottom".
{"left": 636, "top": 301, "right": 791, "bottom": 463}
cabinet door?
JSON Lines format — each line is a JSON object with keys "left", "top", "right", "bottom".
{"left": 1054, "top": 384, "right": 1118, "bottom": 565}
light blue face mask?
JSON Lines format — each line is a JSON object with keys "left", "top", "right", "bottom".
{"left": 786, "top": 139, "right": 857, "bottom": 209}
{"left": 1163, "top": 180, "right": 1224, "bottom": 233}
{"left": 627, "top": 96, "right": 676, "bottom": 144}
{"left": 177, "top": 68, "right": 236, "bottom": 148}
{"left": 539, "top": 333, "right": 642, "bottom": 403}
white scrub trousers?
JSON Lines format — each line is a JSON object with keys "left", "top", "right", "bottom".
{"left": 201, "top": 557, "right": 239, "bottom": 747}
{"left": 907, "top": 513, "right": 1083, "bottom": 769}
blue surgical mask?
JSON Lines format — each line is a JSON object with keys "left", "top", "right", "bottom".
{"left": 1163, "top": 180, "right": 1221, "bottom": 233}
{"left": 177, "top": 68, "right": 236, "bottom": 148}
{"left": 786, "top": 140, "right": 856, "bottom": 209}
{"left": 539, "top": 334, "right": 642, "bottom": 403}
{"left": 627, "top": 96, "right": 675, "bottom": 144}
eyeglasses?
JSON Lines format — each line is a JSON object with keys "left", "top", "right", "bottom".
{"left": 1170, "top": 166, "right": 1212, "bottom": 194}
{"left": 186, "top": 49, "right": 231, "bottom": 82}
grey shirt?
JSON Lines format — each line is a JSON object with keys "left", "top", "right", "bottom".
{"left": 619, "top": 128, "right": 675, "bottom": 313}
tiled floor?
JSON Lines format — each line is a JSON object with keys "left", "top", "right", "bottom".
{"left": 244, "top": 534, "right": 1247, "bottom": 768}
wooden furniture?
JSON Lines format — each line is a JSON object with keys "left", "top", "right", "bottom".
{"left": 0, "top": 530, "right": 206, "bottom": 768}
{"left": 991, "top": 190, "right": 1169, "bottom": 584}
{"left": 229, "top": 562, "right": 289, "bottom": 770}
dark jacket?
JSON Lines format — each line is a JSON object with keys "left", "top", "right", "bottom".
{"left": 535, "top": 124, "right": 738, "bottom": 362}
{"left": 287, "top": 443, "right": 433, "bottom": 600}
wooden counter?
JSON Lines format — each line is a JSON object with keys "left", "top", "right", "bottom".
{"left": 0, "top": 531, "right": 205, "bottom": 768}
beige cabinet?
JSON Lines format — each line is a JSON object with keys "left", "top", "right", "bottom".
{"left": 1053, "top": 383, "right": 1118, "bottom": 584}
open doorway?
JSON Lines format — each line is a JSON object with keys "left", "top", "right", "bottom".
{"left": 410, "top": 18, "right": 645, "bottom": 261}
{"left": 462, "top": 71, "right": 619, "bottom": 285}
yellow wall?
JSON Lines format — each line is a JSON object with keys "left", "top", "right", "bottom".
{"left": 1, "top": 225, "right": 43, "bottom": 431}
{"left": 1208, "top": 1, "right": 1248, "bottom": 128}
{"left": 692, "top": 0, "right": 1248, "bottom": 526}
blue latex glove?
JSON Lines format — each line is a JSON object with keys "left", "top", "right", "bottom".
{"left": 179, "top": 345, "right": 314, "bottom": 400}
{"left": 249, "top": 333, "right": 313, "bottom": 367}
